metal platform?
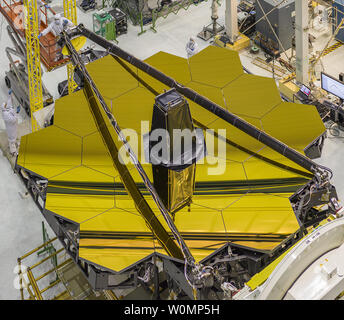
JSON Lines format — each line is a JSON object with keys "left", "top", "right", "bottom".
{"left": 0, "top": 0, "right": 69, "bottom": 71}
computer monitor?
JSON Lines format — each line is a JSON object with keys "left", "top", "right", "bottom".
{"left": 321, "top": 72, "right": 344, "bottom": 100}
{"left": 300, "top": 85, "right": 311, "bottom": 97}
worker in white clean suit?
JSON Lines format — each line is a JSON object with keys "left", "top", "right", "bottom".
{"left": 186, "top": 36, "right": 199, "bottom": 58}
{"left": 38, "top": 13, "right": 74, "bottom": 38}
{"left": 1, "top": 90, "right": 18, "bottom": 156}
{"left": 38, "top": 14, "right": 75, "bottom": 61}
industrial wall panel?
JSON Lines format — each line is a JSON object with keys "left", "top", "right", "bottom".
{"left": 256, "top": 0, "right": 295, "bottom": 51}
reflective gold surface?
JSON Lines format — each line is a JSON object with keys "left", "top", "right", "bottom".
{"left": 17, "top": 46, "right": 325, "bottom": 272}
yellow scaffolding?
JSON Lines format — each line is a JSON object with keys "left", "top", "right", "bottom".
{"left": 64, "top": 0, "right": 77, "bottom": 22}
{"left": 23, "top": 0, "right": 44, "bottom": 132}
{"left": 17, "top": 237, "right": 69, "bottom": 300}
{"left": 64, "top": 0, "right": 79, "bottom": 94}
{"left": 16, "top": 236, "right": 117, "bottom": 300}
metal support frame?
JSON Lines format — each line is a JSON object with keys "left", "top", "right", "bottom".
{"left": 255, "top": 0, "right": 291, "bottom": 62}
{"left": 5, "top": 25, "right": 29, "bottom": 106}
{"left": 16, "top": 235, "right": 72, "bottom": 300}
{"left": 241, "top": 0, "right": 289, "bottom": 37}
{"left": 64, "top": 0, "right": 79, "bottom": 94}
{"left": 197, "top": 0, "right": 224, "bottom": 41}
{"left": 164, "top": 258, "right": 195, "bottom": 300}
{"left": 37, "top": 221, "right": 58, "bottom": 282}
{"left": 5, "top": 24, "right": 54, "bottom": 116}
{"left": 126, "top": 0, "right": 217, "bottom": 35}
{"left": 304, "top": 132, "right": 326, "bottom": 159}
{"left": 23, "top": 0, "right": 44, "bottom": 132}
{"left": 150, "top": 0, "right": 207, "bottom": 34}
{"left": 290, "top": 179, "right": 337, "bottom": 228}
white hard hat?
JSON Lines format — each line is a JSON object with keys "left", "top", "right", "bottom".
{"left": 190, "top": 36, "right": 196, "bottom": 42}
{"left": 54, "top": 13, "right": 61, "bottom": 20}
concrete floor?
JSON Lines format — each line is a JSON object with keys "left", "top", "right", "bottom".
{"left": 0, "top": 1, "right": 344, "bottom": 299}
